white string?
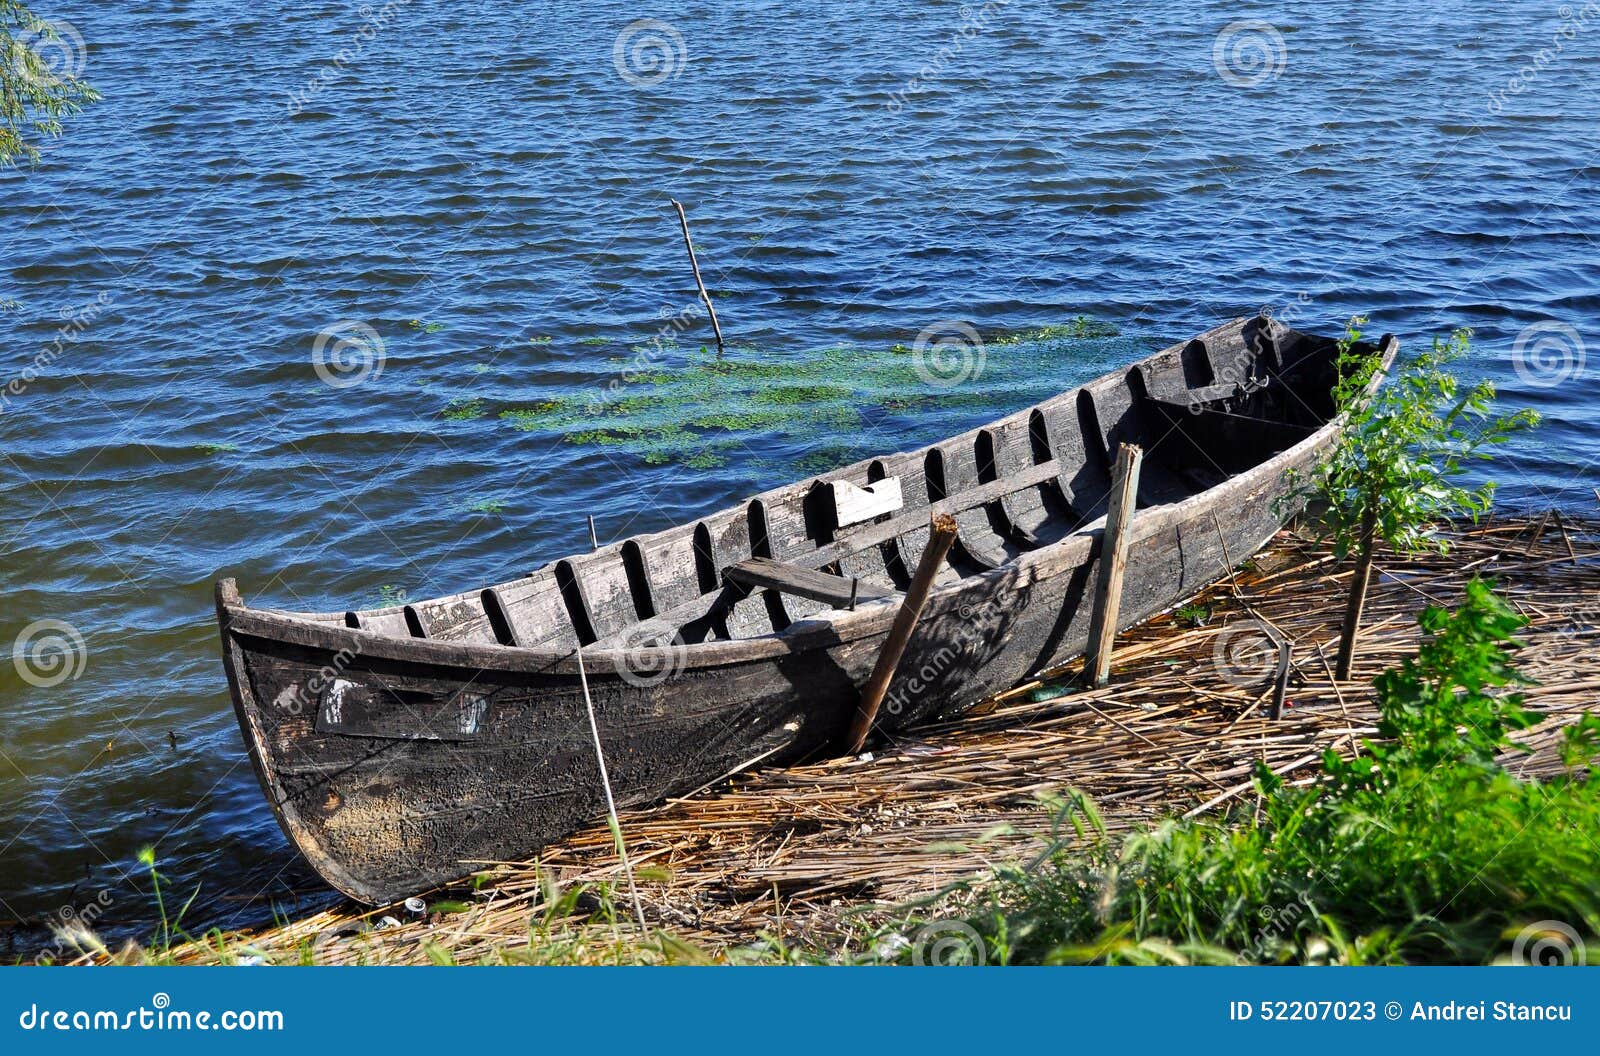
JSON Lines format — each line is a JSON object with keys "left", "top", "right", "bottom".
{"left": 575, "top": 644, "right": 649, "bottom": 933}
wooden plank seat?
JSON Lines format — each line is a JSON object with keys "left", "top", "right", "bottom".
{"left": 723, "top": 557, "right": 897, "bottom": 609}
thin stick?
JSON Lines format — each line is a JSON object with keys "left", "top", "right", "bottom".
{"left": 1268, "top": 636, "right": 1291, "bottom": 720}
{"left": 1085, "top": 444, "right": 1143, "bottom": 686}
{"left": 587, "top": 514, "right": 599, "bottom": 551}
{"left": 574, "top": 645, "right": 648, "bottom": 933}
{"left": 668, "top": 198, "right": 725, "bottom": 357}
{"left": 846, "top": 513, "right": 959, "bottom": 753}
{"left": 1552, "top": 508, "right": 1579, "bottom": 566}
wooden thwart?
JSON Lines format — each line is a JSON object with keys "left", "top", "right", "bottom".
{"left": 723, "top": 558, "right": 895, "bottom": 609}
{"left": 1084, "top": 443, "right": 1143, "bottom": 687}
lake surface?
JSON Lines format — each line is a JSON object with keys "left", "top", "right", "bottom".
{"left": 4, "top": 0, "right": 1598, "bottom": 951}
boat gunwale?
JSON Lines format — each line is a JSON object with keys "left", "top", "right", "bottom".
{"left": 217, "top": 322, "right": 1396, "bottom": 676}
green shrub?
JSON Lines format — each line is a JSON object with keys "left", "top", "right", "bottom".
{"left": 905, "top": 579, "right": 1600, "bottom": 965}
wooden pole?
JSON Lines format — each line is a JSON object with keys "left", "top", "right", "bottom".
{"left": 1334, "top": 503, "right": 1378, "bottom": 680}
{"left": 844, "top": 513, "right": 958, "bottom": 754}
{"left": 1084, "top": 443, "right": 1143, "bottom": 687}
{"left": 668, "top": 198, "right": 725, "bottom": 357}
{"left": 1268, "top": 634, "right": 1291, "bottom": 720}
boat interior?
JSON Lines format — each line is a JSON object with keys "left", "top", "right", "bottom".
{"left": 293, "top": 318, "right": 1348, "bottom": 652}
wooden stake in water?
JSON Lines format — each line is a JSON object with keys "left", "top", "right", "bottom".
{"left": 575, "top": 644, "right": 649, "bottom": 933}
{"left": 669, "top": 198, "right": 725, "bottom": 357}
{"left": 1085, "top": 443, "right": 1143, "bottom": 687}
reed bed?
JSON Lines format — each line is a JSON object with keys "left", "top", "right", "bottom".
{"left": 169, "top": 515, "right": 1600, "bottom": 965}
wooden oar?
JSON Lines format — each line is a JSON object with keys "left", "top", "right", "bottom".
{"left": 845, "top": 513, "right": 959, "bottom": 753}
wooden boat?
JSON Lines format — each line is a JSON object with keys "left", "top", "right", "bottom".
{"left": 216, "top": 316, "right": 1394, "bottom": 904}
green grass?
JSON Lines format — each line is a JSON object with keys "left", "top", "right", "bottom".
{"left": 883, "top": 580, "right": 1600, "bottom": 965}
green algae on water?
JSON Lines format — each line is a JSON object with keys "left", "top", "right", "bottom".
{"left": 443, "top": 397, "right": 485, "bottom": 421}
{"left": 490, "top": 319, "right": 1126, "bottom": 471}
{"left": 994, "top": 316, "right": 1119, "bottom": 343}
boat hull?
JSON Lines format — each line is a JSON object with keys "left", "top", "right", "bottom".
{"left": 217, "top": 426, "right": 1330, "bottom": 905}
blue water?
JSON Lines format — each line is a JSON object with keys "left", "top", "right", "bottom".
{"left": 3, "top": 0, "right": 1598, "bottom": 948}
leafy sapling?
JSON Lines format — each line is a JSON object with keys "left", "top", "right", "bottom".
{"left": 1297, "top": 319, "right": 1538, "bottom": 679}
